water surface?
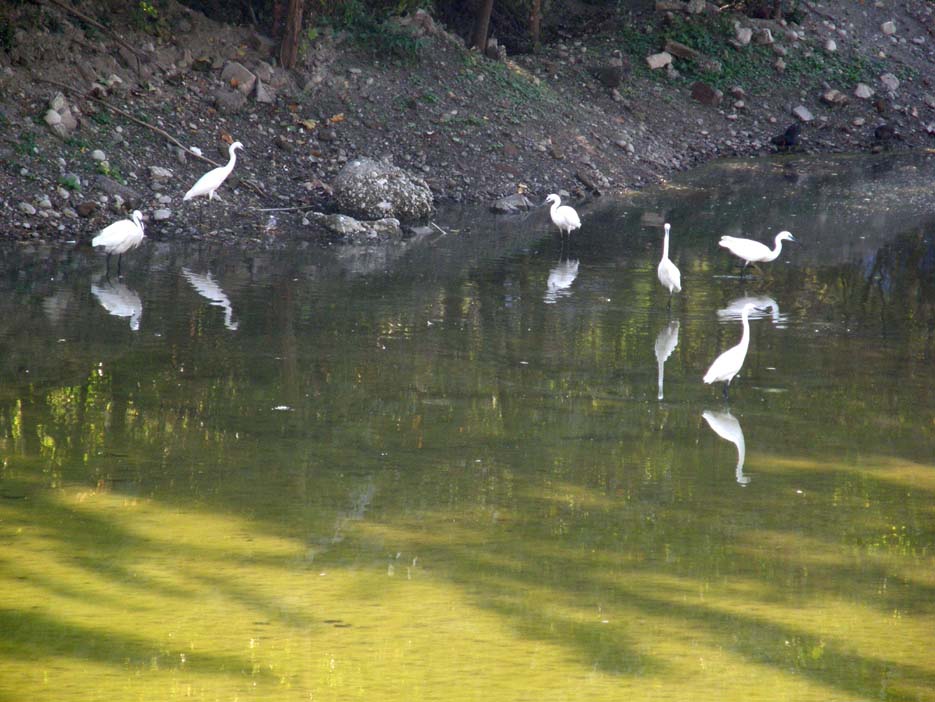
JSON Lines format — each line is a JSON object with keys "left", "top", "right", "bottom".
{"left": 1, "top": 153, "right": 934, "bottom": 702}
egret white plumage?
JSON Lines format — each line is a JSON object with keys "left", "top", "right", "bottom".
{"left": 657, "top": 223, "right": 681, "bottom": 307}
{"left": 654, "top": 320, "right": 679, "bottom": 401}
{"left": 544, "top": 258, "right": 579, "bottom": 304}
{"left": 181, "top": 267, "right": 239, "bottom": 330}
{"left": 183, "top": 141, "right": 243, "bottom": 202}
{"left": 91, "top": 278, "right": 142, "bottom": 331}
{"left": 703, "top": 302, "right": 759, "bottom": 399}
{"left": 91, "top": 209, "right": 145, "bottom": 276}
{"left": 702, "top": 410, "right": 750, "bottom": 485}
{"left": 544, "top": 194, "right": 581, "bottom": 238}
{"left": 719, "top": 230, "right": 795, "bottom": 276}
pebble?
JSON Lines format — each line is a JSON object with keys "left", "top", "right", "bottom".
{"left": 153, "top": 208, "right": 172, "bottom": 221}
{"left": 18, "top": 202, "right": 36, "bottom": 215}
{"left": 91, "top": 150, "right": 106, "bottom": 161}
{"left": 37, "top": 195, "right": 52, "bottom": 209}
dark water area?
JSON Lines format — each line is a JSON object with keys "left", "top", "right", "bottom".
{"left": 1, "top": 153, "right": 934, "bottom": 702}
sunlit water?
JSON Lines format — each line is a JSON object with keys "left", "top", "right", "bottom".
{"left": 1, "top": 153, "right": 934, "bottom": 702}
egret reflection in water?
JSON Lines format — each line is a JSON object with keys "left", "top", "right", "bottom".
{"left": 654, "top": 320, "right": 679, "bottom": 400}
{"left": 181, "top": 267, "right": 239, "bottom": 330}
{"left": 702, "top": 409, "right": 750, "bottom": 485}
{"left": 544, "top": 258, "right": 580, "bottom": 304}
{"left": 718, "top": 295, "right": 784, "bottom": 327}
{"left": 90, "top": 278, "right": 142, "bottom": 331}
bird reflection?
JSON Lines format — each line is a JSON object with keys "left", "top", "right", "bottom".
{"left": 544, "top": 258, "right": 579, "bottom": 304}
{"left": 654, "top": 320, "right": 679, "bottom": 400}
{"left": 91, "top": 278, "right": 142, "bottom": 331}
{"left": 718, "top": 295, "right": 784, "bottom": 327}
{"left": 181, "top": 267, "right": 239, "bottom": 330}
{"left": 702, "top": 410, "right": 750, "bottom": 485}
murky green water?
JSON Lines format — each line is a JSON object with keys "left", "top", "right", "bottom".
{"left": 2, "top": 153, "right": 934, "bottom": 702}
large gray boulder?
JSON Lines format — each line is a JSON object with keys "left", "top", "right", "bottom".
{"left": 333, "top": 157, "right": 434, "bottom": 222}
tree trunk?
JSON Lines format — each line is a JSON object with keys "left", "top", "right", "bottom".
{"left": 279, "top": 0, "right": 304, "bottom": 70}
{"left": 529, "top": 0, "right": 542, "bottom": 51}
{"left": 470, "top": 0, "right": 495, "bottom": 51}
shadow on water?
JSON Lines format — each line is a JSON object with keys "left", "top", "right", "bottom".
{"left": 1, "top": 153, "right": 935, "bottom": 700}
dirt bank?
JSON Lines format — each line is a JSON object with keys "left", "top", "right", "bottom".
{"left": 1, "top": 0, "right": 935, "bottom": 247}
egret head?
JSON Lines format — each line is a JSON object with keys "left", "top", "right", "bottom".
{"left": 777, "top": 230, "right": 795, "bottom": 243}
{"left": 664, "top": 222, "right": 670, "bottom": 235}
{"left": 131, "top": 210, "right": 145, "bottom": 229}
{"left": 230, "top": 141, "right": 244, "bottom": 153}
{"left": 544, "top": 193, "right": 560, "bottom": 206}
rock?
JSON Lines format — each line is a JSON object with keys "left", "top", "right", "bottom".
{"left": 687, "top": 0, "right": 706, "bottom": 12}
{"left": 254, "top": 60, "right": 274, "bottom": 82}
{"left": 43, "top": 109, "right": 61, "bottom": 126}
{"left": 925, "top": 94, "right": 935, "bottom": 109}
{"left": 690, "top": 81, "right": 723, "bottom": 106}
{"left": 76, "top": 201, "right": 98, "bottom": 217}
{"left": 855, "top": 83, "right": 874, "bottom": 99}
{"left": 774, "top": 57, "right": 787, "bottom": 72}
{"left": 825, "top": 38, "right": 837, "bottom": 52}
{"left": 91, "top": 149, "right": 106, "bottom": 161}
{"left": 821, "top": 89, "right": 848, "bottom": 106}
{"left": 792, "top": 105, "right": 814, "bottom": 122}
{"left": 880, "top": 73, "right": 899, "bottom": 92}
{"left": 94, "top": 175, "right": 142, "bottom": 207}
{"left": 37, "top": 195, "right": 52, "bottom": 209}
{"left": 646, "top": 52, "right": 673, "bottom": 70}
{"left": 881, "top": 20, "right": 896, "bottom": 35}
{"left": 369, "top": 218, "right": 403, "bottom": 240}
{"left": 212, "top": 87, "right": 247, "bottom": 114}
{"left": 305, "top": 212, "right": 404, "bottom": 243}
{"left": 220, "top": 60, "right": 257, "bottom": 95}
{"left": 735, "top": 26, "right": 753, "bottom": 46}
{"left": 153, "top": 208, "right": 172, "bottom": 221}
{"left": 665, "top": 40, "right": 721, "bottom": 73}
{"left": 255, "top": 79, "right": 274, "bottom": 104}
{"left": 490, "top": 193, "right": 535, "bottom": 214}
{"left": 333, "top": 157, "right": 434, "bottom": 222}
{"left": 18, "top": 202, "right": 36, "bottom": 215}
{"left": 149, "top": 166, "right": 173, "bottom": 182}
{"left": 754, "top": 28, "right": 774, "bottom": 45}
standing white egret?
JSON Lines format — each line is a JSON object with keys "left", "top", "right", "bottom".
{"left": 183, "top": 141, "right": 243, "bottom": 202}
{"left": 657, "top": 222, "right": 681, "bottom": 307}
{"left": 702, "top": 410, "right": 750, "bottom": 485}
{"left": 654, "top": 320, "right": 679, "bottom": 401}
{"left": 719, "top": 230, "right": 795, "bottom": 276}
{"left": 703, "top": 302, "right": 759, "bottom": 399}
{"left": 544, "top": 194, "right": 581, "bottom": 238}
{"left": 91, "top": 209, "right": 145, "bottom": 276}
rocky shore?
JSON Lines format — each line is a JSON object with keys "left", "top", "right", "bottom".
{"left": 1, "top": 0, "right": 935, "bottom": 247}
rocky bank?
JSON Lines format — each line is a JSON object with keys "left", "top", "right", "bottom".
{"left": 1, "top": 0, "right": 935, "bottom": 247}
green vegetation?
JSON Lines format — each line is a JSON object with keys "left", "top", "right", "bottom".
{"left": 58, "top": 173, "right": 81, "bottom": 191}
{"left": 14, "top": 130, "right": 36, "bottom": 157}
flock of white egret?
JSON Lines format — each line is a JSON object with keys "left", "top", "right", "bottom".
{"left": 92, "top": 140, "right": 244, "bottom": 273}
{"left": 545, "top": 193, "right": 795, "bottom": 400}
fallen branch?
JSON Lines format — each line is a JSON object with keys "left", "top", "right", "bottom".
{"left": 430, "top": 222, "right": 448, "bottom": 235}
{"left": 42, "top": 0, "right": 144, "bottom": 75}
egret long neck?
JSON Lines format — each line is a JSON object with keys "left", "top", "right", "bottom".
{"left": 224, "top": 147, "right": 238, "bottom": 175}
{"left": 769, "top": 235, "right": 785, "bottom": 261}
{"left": 738, "top": 308, "right": 752, "bottom": 353}
{"left": 662, "top": 231, "right": 670, "bottom": 260}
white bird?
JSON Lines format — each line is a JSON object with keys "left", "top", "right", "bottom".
{"left": 703, "top": 302, "right": 759, "bottom": 399}
{"left": 544, "top": 193, "right": 581, "bottom": 237}
{"left": 719, "top": 230, "right": 795, "bottom": 276}
{"left": 91, "top": 278, "right": 142, "bottom": 331}
{"left": 183, "top": 141, "right": 243, "bottom": 202}
{"left": 91, "top": 210, "right": 145, "bottom": 276}
{"left": 702, "top": 410, "right": 750, "bottom": 485}
{"left": 181, "top": 267, "right": 239, "bottom": 330}
{"left": 657, "top": 222, "right": 681, "bottom": 306}
{"left": 544, "top": 258, "right": 579, "bottom": 303}
{"left": 654, "top": 320, "right": 680, "bottom": 401}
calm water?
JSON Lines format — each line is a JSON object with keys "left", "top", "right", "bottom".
{"left": 1, "top": 153, "right": 934, "bottom": 702}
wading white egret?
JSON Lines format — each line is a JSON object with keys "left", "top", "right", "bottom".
{"left": 91, "top": 278, "right": 142, "bottom": 331}
{"left": 702, "top": 410, "right": 750, "bottom": 485}
{"left": 654, "top": 320, "right": 679, "bottom": 401}
{"left": 703, "top": 302, "right": 759, "bottom": 399}
{"left": 183, "top": 141, "right": 243, "bottom": 202}
{"left": 544, "top": 258, "right": 579, "bottom": 304}
{"left": 181, "top": 267, "right": 239, "bottom": 330}
{"left": 544, "top": 194, "right": 581, "bottom": 237}
{"left": 657, "top": 223, "right": 681, "bottom": 307}
{"left": 719, "top": 230, "right": 795, "bottom": 276}
{"left": 91, "top": 209, "right": 145, "bottom": 276}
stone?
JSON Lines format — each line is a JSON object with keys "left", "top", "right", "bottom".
{"left": 792, "top": 105, "right": 814, "bottom": 122}
{"left": 490, "top": 193, "right": 535, "bottom": 214}
{"left": 880, "top": 73, "right": 899, "bottom": 92}
{"left": 153, "top": 208, "right": 172, "bottom": 221}
{"left": 774, "top": 57, "right": 787, "bottom": 72}
{"left": 821, "top": 89, "right": 848, "bottom": 106}
{"left": 333, "top": 157, "right": 434, "bottom": 222}
{"left": 754, "top": 28, "right": 774, "bottom": 45}
{"left": 646, "top": 52, "right": 673, "bottom": 70}
{"left": 855, "top": 83, "right": 874, "bottom": 99}
{"left": 255, "top": 79, "right": 274, "bottom": 104}
{"left": 687, "top": 0, "right": 705, "bottom": 13}
{"left": 212, "top": 87, "right": 247, "bottom": 114}
{"left": 254, "top": 60, "right": 274, "bottom": 82}
{"left": 825, "top": 38, "right": 837, "bottom": 52}
{"left": 37, "top": 195, "right": 52, "bottom": 209}
{"left": 664, "top": 40, "right": 721, "bottom": 73}
{"left": 881, "top": 20, "right": 896, "bottom": 35}
{"left": 690, "top": 81, "right": 723, "bottom": 106}
{"left": 925, "top": 94, "right": 935, "bottom": 109}
{"left": 149, "top": 166, "right": 173, "bottom": 182}
{"left": 735, "top": 26, "right": 753, "bottom": 46}
{"left": 220, "top": 61, "right": 257, "bottom": 95}
{"left": 91, "top": 149, "right": 106, "bottom": 161}
{"left": 76, "top": 201, "right": 98, "bottom": 217}
{"left": 94, "top": 175, "right": 142, "bottom": 207}
{"left": 18, "top": 202, "right": 36, "bottom": 215}
{"left": 43, "top": 109, "right": 61, "bottom": 126}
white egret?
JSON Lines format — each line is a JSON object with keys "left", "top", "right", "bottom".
{"left": 183, "top": 141, "right": 243, "bottom": 202}
{"left": 703, "top": 302, "right": 759, "bottom": 399}
{"left": 657, "top": 222, "right": 681, "bottom": 307}
{"left": 544, "top": 194, "right": 581, "bottom": 238}
{"left": 91, "top": 209, "right": 145, "bottom": 276}
{"left": 702, "top": 410, "right": 750, "bottom": 485}
{"left": 719, "top": 230, "right": 795, "bottom": 276}
{"left": 91, "top": 278, "right": 142, "bottom": 331}
{"left": 544, "top": 258, "right": 579, "bottom": 304}
{"left": 654, "top": 320, "right": 679, "bottom": 401}
{"left": 181, "top": 267, "right": 239, "bottom": 330}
